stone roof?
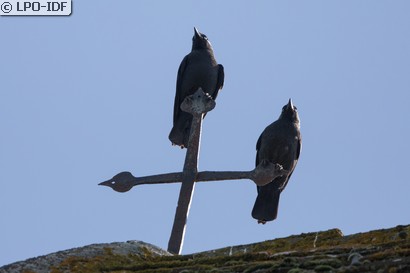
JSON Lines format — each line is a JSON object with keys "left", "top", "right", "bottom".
{"left": 1, "top": 224, "right": 408, "bottom": 273}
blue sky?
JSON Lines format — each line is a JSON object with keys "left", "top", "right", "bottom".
{"left": 1, "top": 0, "right": 409, "bottom": 266}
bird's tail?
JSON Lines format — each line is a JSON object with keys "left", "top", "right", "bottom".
{"left": 168, "top": 112, "right": 192, "bottom": 148}
{"left": 252, "top": 182, "right": 281, "bottom": 223}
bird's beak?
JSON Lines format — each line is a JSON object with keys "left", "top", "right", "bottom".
{"left": 194, "top": 27, "right": 201, "bottom": 38}
{"left": 286, "top": 98, "right": 294, "bottom": 110}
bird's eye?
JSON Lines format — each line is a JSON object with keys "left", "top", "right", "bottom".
{"left": 203, "top": 35, "right": 208, "bottom": 40}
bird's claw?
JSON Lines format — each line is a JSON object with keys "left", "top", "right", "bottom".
{"left": 180, "top": 88, "right": 216, "bottom": 115}
{"left": 251, "top": 162, "right": 288, "bottom": 186}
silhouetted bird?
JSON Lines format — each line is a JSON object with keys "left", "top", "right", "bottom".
{"left": 169, "top": 27, "right": 224, "bottom": 148}
{"left": 252, "top": 99, "right": 302, "bottom": 224}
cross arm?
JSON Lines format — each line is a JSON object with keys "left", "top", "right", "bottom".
{"left": 98, "top": 161, "right": 288, "bottom": 193}
{"left": 196, "top": 161, "right": 288, "bottom": 186}
{"left": 99, "top": 171, "right": 182, "bottom": 193}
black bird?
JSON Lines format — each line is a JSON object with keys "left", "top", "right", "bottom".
{"left": 169, "top": 27, "right": 224, "bottom": 148}
{"left": 252, "top": 99, "right": 302, "bottom": 224}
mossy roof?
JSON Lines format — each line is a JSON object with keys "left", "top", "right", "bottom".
{"left": 2, "top": 224, "right": 409, "bottom": 273}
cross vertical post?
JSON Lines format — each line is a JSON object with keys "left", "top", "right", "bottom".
{"left": 167, "top": 89, "right": 213, "bottom": 254}
{"left": 167, "top": 113, "right": 202, "bottom": 254}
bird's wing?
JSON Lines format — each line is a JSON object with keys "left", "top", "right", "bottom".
{"left": 278, "top": 134, "right": 302, "bottom": 191}
{"left": 296, "top": 134, "right": 302, "bottom": 160}
{"left": 212, "top": 64, "right": 224, "bottom": 100}
{"left": 255, "top": 131, "right": 263, "bottom": 167}
{"left": 173, "top": 55, "right": 189, "bottom": 123}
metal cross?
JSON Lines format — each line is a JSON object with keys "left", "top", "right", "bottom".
{"left": 99, "top": 88, "right": 288, "bottom": 254}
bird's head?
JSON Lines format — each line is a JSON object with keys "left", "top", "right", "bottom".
{"left": 279, "top": 99, "right": 300, "bottom": 124}
{"left": 192, "top": 27, "right": 213, "bottom": 50}
{"left": 98, "top": 171, "right": 135, "bottom": 193}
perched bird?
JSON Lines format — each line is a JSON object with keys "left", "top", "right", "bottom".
{"left": 169, "top": 27, "right": 224, "bottom": 148}
{"left": 252, "top": 99, "right": 302, "bottom": 224}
